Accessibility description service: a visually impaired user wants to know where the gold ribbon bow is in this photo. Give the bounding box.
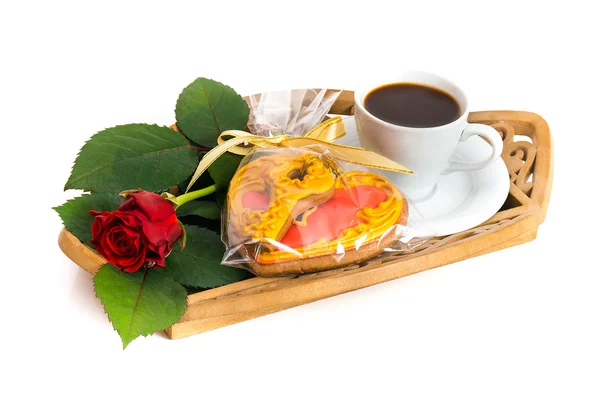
[185,116,412,192]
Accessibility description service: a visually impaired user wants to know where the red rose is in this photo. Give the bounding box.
[90,191,183,272]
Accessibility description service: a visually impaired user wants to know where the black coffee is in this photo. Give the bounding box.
[364,83,461,128]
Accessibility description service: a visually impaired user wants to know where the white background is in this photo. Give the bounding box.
[2,1,599,396]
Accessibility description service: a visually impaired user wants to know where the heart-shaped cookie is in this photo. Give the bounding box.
[226,152,408,276]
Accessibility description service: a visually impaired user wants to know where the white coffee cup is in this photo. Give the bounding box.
[354,71,503,201]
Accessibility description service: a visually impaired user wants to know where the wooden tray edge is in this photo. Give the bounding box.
[469,110,553,223]
[58,227,104,274]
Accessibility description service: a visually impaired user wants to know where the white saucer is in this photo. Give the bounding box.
[336,117,510,237]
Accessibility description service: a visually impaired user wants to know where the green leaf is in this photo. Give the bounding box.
[179,164,215,193]
[165,226,249,288]
[65,124,199,193]
[94,264,187,349]
[214,189,228,210]
[208,152,242,191]
[185,286,208,295]
[54,193,122,246]
[175,78,249,147]
[176,200,220,219]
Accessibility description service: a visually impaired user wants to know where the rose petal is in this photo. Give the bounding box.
[122,246,147,273]
[113,210,143,227]
[146,248,166,268]
[140,219,170,247]
[120,191,176,222]
[120,223,143,238]
[165,215,183,244]
[104,225,123,254]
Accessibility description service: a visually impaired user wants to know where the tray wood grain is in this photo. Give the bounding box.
[58,90,553,340]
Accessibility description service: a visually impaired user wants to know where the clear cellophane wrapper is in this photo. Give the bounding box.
[221,89,434,277]
[247,89,341,137]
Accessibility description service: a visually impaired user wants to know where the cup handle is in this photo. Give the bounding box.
[443,123,503,174]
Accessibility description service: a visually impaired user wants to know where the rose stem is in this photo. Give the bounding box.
[176,184,217,207]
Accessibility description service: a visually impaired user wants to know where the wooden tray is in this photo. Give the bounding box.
[58,90,553,340]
